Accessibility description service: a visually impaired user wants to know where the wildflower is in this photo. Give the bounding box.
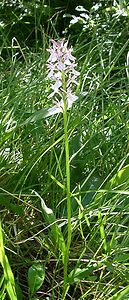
[47,39,80,112]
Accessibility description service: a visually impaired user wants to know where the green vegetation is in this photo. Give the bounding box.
[0,1,129,299]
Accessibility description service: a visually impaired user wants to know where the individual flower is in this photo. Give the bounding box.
[47,39,80,112]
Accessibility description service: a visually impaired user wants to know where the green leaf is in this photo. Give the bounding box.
[15,283,23,300]
[67,267,96,284]
[22,106,60,125]
[114,253,129,263]
[95,164,129,204]
[28,263,45,296]
[111,285,129,300]
[106,164,129,190]
[34,191,66,263]
[0,221,18,300]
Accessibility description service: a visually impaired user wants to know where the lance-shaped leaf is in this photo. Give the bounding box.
[34,191,66,263]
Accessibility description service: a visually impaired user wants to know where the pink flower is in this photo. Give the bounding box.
[47,39,80,112]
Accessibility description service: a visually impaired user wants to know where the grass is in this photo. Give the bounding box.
[0,1,129,299]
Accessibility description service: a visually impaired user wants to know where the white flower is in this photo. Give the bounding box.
[67,88,78,108]
[47,39,80,112]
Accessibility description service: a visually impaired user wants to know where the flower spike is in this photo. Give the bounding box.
[47,39,80,112]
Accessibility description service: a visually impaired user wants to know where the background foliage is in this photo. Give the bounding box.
[0,0,129,299]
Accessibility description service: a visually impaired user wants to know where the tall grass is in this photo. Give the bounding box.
[0,221,17,300]
[0,1,129,299]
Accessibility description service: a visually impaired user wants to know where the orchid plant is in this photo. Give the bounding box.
[47,39,80,295]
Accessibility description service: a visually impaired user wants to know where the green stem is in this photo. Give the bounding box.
[62,73,72,288]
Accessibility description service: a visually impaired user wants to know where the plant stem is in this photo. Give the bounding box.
[62,73,72,287]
